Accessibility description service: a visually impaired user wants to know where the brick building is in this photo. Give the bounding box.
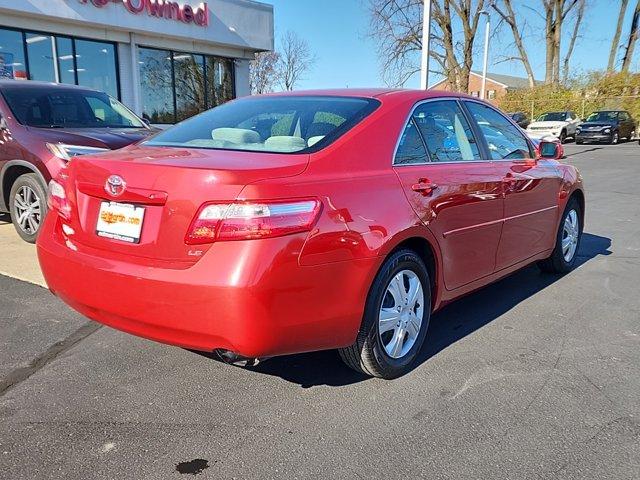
[429,70,539,100]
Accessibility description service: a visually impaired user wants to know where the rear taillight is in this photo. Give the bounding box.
[47,179,71,220]
[185,199,321,245]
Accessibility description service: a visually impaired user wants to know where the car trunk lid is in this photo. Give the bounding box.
[61,145,308,265]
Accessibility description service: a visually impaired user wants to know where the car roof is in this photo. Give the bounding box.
[0,79,101,94]
[255,88,478,101]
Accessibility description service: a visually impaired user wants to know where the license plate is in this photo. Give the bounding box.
[96,202,145,244]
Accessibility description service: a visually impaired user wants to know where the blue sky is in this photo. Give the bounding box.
[268,0,638,89]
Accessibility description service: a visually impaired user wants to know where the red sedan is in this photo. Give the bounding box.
[37,90,584,379]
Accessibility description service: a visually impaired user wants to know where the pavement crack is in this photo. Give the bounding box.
[0,321,102,397]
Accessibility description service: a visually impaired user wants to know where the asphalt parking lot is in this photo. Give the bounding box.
[1,142,639,479]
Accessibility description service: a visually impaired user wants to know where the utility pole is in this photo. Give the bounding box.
[420,0,432,89]
[480,10,490,99]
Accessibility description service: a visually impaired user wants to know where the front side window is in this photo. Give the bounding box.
[2,86,144,128]
[465,101,533,160]
[145,96,380,154]
[412,100,481,163]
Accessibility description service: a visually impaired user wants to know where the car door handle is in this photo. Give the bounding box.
[411,179,438,196]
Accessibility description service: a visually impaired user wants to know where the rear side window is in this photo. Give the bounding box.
[395,119,427,165]
[145,96,380,154]
[465,102,533,160]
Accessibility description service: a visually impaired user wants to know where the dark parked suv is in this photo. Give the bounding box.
[0,80,154,242]
[576,110,636,144]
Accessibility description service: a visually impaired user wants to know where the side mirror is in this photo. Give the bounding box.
[539,141,560,159]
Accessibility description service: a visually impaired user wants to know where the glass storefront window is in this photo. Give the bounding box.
[175,53,205,122]
[139,47,235,123]
[26,33,57,82]
[56,37,75,85]
[75,40,118,98]
[139,48,175,124]
[0,28,27,80]
[206,57,234,109]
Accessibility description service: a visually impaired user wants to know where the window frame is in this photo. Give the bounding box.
[392,97,496,166]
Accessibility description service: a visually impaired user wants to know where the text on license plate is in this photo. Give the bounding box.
[96,202,145,244]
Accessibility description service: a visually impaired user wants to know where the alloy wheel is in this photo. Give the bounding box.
[13,186,41,235]
[562,209,580,262]
[378,270,424,359]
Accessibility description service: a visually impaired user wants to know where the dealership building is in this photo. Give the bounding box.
[0,0,274,123]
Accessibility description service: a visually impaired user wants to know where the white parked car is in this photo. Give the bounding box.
[526,111,581,143]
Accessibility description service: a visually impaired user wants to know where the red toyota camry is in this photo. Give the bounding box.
[37,90,584,379]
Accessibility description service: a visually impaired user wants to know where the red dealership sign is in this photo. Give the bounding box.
[78,0,209,27]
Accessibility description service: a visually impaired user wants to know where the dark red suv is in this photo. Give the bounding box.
[0,80,154,242]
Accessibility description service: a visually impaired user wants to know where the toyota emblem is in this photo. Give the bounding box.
[105,175,126,197]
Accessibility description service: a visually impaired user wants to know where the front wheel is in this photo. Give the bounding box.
[339,249,431,379]
[609,131,619,144]
[538,198,582,274]
[559,130,567,144]
[9,173,48,244]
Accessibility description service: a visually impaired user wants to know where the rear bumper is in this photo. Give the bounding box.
[37,215,379,357]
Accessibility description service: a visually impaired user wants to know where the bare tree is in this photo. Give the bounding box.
[493,0,582,86]
[608,0,629,71]
[491,0,536,87]
[622,0,640,72]
[276,31,316,91]
[562,0,585,82]
[368,0,485,92]
[250,51,280,95]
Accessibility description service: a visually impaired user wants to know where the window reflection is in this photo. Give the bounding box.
[76,40,118,98]
[0,28,27,80]
[140,47,235,124]
[206,57,234,109]
[26,33,56,82]
[56,37,75,85]
[139,48,175,124]
[175,53,205,122]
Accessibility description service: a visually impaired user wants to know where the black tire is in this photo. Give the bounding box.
[538,198,582,274]
[8,173,48,244]
[609,131,619,145]
[576,138,583,145]
[559,130,567,144]
[339,249,431,379]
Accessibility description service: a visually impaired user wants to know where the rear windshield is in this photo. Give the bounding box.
[1,86,145,129]
[144,96,380,154]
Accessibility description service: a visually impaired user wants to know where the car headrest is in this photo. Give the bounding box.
[307,136,325,147]
[264,136,307,152]
[211,128,260,144]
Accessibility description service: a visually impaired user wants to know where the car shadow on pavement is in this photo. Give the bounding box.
[213,233,612,388]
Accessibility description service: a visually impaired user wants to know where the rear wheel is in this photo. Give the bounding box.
[339,249,431,379]
[9,173,48,244]
[576,138,583,145]
[538,198,582,274]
